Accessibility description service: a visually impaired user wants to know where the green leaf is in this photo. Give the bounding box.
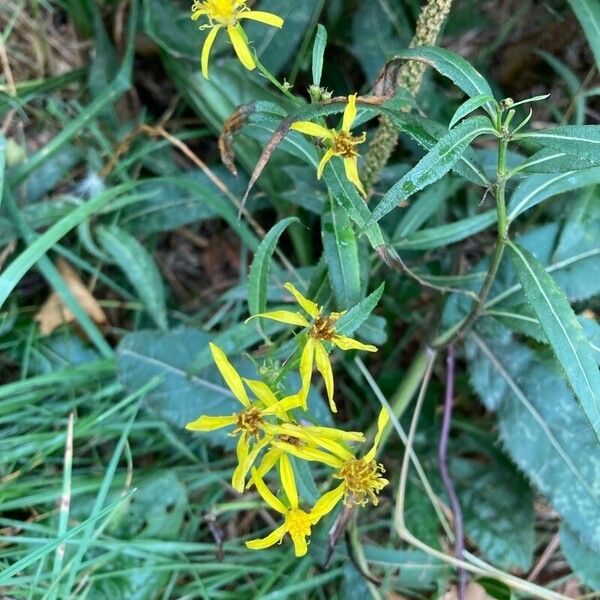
[516,147,600,174]
[247,217,299,316]
[0,135,5,208]
[449,94,496,129]
[507,241,600,441]
[321,197,361,309]
[390,46,497,116]
[560,524,600,589]
[387,111,490,187]
[311,24,327,87]
[0,183,138,309]
[97,225,168,330]
[467,333,600,551]
[452,433,534,571]
[369,117,497,225]
[336,283,384,337]
[394,210,496,250]
[566,0,600,69]
[350,1,411,82]
[362,546,449,589]
[117,328,238,441]
[393,177,461,239]
[321,159,386,249]
[507,168,600,220]
[519,125,600,163]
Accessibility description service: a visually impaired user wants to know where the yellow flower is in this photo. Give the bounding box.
[245,455,343,556]
[249,282,377,412]
[290,94,367,196]
[274,408,390,507]
[186,342,301,491]
[191,0,284,79]
[248,423,365,488]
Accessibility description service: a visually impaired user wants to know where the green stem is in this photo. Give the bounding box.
[371,347,432,454]
[254,57,302,106]
[432,123,510,348]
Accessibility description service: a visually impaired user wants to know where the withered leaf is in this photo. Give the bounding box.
[35,258,108,336]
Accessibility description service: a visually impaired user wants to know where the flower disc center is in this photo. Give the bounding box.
[337,458,388,506]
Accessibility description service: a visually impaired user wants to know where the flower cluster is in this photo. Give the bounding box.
[186,283,389,556]
[190,1,369,194]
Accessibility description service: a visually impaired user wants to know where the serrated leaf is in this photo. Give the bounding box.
[560,524,600,589]
[449,94,496,129]
[311,24,327,87]
[368,117,496,226]
[97,225,167,330]
[452,434,534,571]
[519,125,600,163]
[507,241,600,441]
[467,334,600,551]
[391,46,497,116]
[507,168,600,220]
[566,0,600,69]
[117,329,238,443]
[335,283,384,337]
[321,198,361,309]
[248,217,299,316]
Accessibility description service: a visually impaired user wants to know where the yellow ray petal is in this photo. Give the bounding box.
[342,93,357,132]
[290,532,308,557]
[310,483,345,523]
[343,156,366,197]
[317,148,335,179]
[233,436,271,491]
[290,121,335,139]
[331,335,377,352]
[227,25,255,70]
[365,407,390,461]
[247,310,311,328]
[243,378,278,407]
[272,441,342,469]
[191,9,207,20]
[309,425,365,443]
[283,282,320,319]
[251,468,287,514]
[209,342,251,407]
[248,447,282,488]
[314,342,335,412]
[260,393,303,417]
[185,414,236,431]
[299,337,316,407]
[246,523,287,550]
[201,25,221,79]
[231,436,250,492]
[279,454,298,509]
[239,10,284,28]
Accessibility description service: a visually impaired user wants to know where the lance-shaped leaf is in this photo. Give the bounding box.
[507,241,600,441]
[247,216,299,316]
[518,125,600,163]
[391,46,498,117]
[367,116,497,226]
[566,0,600,69]
[335,283,385,337]
[507,167,600,221]
[449,94,496,129]
[97,225,168,330]
[321,197,362,309]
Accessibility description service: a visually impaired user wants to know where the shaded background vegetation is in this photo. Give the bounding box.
[0,0,599,598]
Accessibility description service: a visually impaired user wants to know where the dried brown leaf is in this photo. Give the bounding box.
[218,102,256,176]
[35,259,107,335]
